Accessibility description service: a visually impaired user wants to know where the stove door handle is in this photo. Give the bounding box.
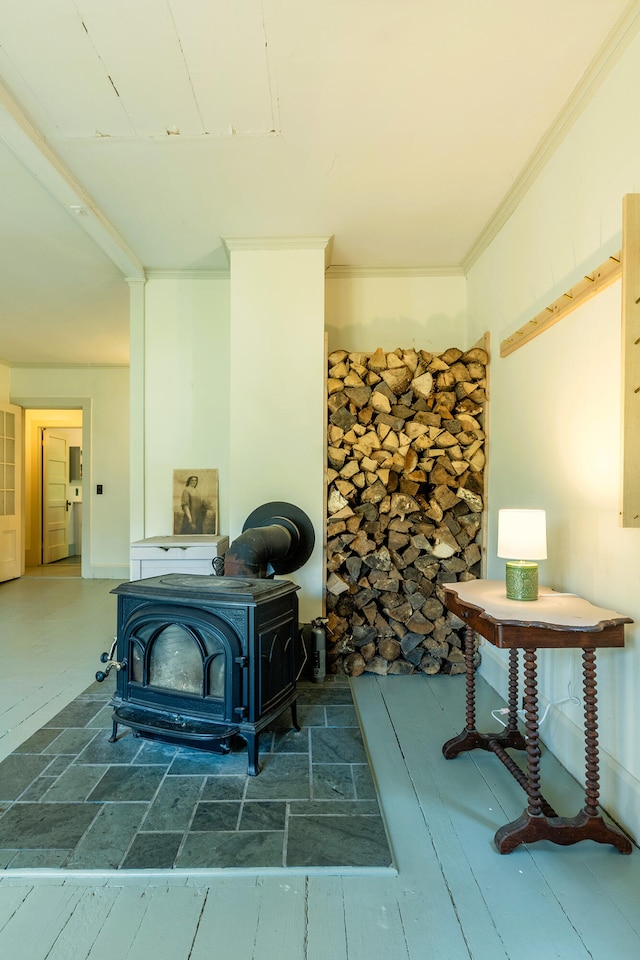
[95,655,127,682]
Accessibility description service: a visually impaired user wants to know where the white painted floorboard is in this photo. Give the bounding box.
[1,577,639,959]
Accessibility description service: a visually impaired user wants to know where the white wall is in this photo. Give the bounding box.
[467,31,640,841]
[326,274,467,354]
[10,365,130,578]
[142,276,230,537]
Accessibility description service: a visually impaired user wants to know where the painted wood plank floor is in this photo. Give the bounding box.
[1,577,639,959]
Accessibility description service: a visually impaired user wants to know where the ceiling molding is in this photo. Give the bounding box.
[326,264,465,280]
[145,268,230,280]
[0,80,145,280]
[462,0,640,274]
[145,262,465,281]
[8,361,129,370]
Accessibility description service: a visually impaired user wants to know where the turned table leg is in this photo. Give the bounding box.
[523,648,543,818]
[499,647,527,750]
[582,647,600,818]
[567,648,632,853]
[505,648,521,737]
[443,629,526,759]
[464,622,477,731]
[441,582,633,854]
[495,646,632,853]
[442,624,483,758]
[495,647,553,852]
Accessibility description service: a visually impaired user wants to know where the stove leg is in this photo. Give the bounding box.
[291,699,300,732]
[108,718,118,743]
[245,732,260,776]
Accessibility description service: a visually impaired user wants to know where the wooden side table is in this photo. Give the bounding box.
[442,579,633,854]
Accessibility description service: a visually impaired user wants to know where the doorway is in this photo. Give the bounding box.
[0,401,21,583]
[23,408,84,578]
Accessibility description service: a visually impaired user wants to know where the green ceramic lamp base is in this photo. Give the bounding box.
[505,561,539,601]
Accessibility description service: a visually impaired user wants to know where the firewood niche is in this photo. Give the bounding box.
[326,344,487,677]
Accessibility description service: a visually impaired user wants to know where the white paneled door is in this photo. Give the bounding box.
[42,429,69,563]
[0,402,22,582]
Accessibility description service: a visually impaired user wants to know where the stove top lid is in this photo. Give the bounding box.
[111,574,299,603]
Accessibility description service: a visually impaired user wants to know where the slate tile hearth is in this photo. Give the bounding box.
[0,677,393,872]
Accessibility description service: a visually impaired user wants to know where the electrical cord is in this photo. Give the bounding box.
[491,681,581,729]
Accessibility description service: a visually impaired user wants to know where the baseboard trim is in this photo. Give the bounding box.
[86,565,129,580]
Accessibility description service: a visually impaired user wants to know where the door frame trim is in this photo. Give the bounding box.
[11,397,91,577]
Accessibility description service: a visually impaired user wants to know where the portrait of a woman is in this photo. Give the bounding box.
[173,469,219,534]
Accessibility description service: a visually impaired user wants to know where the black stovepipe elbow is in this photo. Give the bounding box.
[223,522,298,578]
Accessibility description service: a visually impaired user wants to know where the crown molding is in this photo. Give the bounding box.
[144,261,465,281]
[462,0,640,274]
[145,260,464,280]
[7,361,129,370]
[145,268,230,280]
[326,264,464,279]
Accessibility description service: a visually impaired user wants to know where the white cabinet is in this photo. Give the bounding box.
[130,535,229,581]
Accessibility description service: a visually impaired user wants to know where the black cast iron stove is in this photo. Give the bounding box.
[105,573,300,775]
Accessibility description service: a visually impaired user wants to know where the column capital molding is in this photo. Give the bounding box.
[222,236,334,270]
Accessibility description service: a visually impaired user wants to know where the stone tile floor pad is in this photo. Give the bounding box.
[0,677,392,871]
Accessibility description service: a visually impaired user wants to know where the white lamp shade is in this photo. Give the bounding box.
[497,509,547,560]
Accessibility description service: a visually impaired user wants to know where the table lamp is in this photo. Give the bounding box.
[497,509,547,600]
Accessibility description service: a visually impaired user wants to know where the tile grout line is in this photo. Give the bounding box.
[0,680,392,872]
[119,737,177,869]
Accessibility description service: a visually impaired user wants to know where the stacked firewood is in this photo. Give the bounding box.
[326,345,487,676]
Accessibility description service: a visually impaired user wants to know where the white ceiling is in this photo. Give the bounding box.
[0,0,637,366]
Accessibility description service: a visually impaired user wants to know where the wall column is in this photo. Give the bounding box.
[128,277,146,545]
[224,237,331,621]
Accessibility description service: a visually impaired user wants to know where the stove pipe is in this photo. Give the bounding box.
[223,501,315,578]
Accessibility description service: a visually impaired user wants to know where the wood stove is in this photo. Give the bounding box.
[102,573,300,775]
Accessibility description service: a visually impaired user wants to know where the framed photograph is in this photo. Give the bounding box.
[173,469,219,535]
